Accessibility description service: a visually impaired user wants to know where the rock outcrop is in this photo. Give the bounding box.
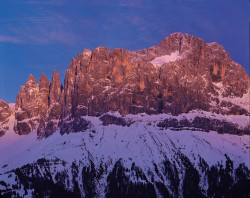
[100,114,130,127]
[158,116,250,135]
[38,73,50,117]
[15,74,41,135]
[37,71,62,139]
[15,71,62,136]
[49,70,62,105]
[0,100,12,137]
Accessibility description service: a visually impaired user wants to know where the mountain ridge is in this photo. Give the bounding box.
[0,32,250,197]
[7,32,249,138]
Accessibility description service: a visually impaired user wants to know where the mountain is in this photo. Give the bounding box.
[0,33,249,197]
[13,33,250,138]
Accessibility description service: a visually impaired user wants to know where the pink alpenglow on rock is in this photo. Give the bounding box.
[12,33,250,137]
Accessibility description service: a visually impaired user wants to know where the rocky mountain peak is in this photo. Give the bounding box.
[91,46,110,62]
[82,49,92,57]
[26,74,36,84]
[38,73,50,89]
[155,33,232,65]
[38,73,50,117]
[156,33,198,55]
[12,33,250,137]
[14,71,63,135]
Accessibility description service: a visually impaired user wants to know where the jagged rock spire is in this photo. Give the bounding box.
[38,73,50,116]
[49,70,62,105]
[14,71,62,135]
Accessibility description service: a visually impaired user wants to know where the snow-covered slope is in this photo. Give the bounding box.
[0,113,249,197]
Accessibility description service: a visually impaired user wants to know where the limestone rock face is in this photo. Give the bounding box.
[14,33,250,137]
[0,100,12,137]
[50,70,62,105]
[38,73,50,117]
[56,33,249,135]
[37,71,62,139]
[14,73,60,135]
[14,75,40,135]
[61,33,249,118]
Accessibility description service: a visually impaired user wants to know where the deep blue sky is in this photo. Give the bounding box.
[0,0,249,103]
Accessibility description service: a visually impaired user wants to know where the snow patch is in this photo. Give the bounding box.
[151,51,182,67]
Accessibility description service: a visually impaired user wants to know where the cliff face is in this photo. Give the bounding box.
[62,33,249,116]
[14,74,41,135]
[13,33,250,136]
[0,100,12,137]
[58,33,249,134]
[14,71,62,136]
[37,71,63,138]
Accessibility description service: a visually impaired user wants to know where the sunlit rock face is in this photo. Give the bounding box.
[37,70,63,139]
[0,100,12,137]
[49,70,62,105]
[14,74,42,135]
[14,71,63,136]
[60,33,249,119]
[38,73,50,117]
[13,33,250,137]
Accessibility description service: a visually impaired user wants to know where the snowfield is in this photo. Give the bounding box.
[0,112,249,174]
[0,112,249,197]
